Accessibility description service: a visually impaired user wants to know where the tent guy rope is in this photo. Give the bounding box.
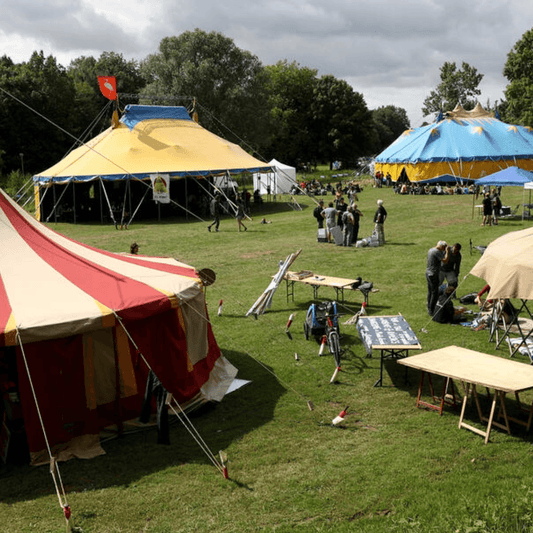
[15,332,72,532]
[112,312,227,478]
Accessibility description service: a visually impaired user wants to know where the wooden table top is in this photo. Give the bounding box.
[398,345,533,393]
[284,271,357,288]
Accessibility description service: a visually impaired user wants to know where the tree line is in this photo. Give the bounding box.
[0,29,408,178]
[1,26,533,179]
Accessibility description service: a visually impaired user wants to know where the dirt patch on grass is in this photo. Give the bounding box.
[240,250,275,258]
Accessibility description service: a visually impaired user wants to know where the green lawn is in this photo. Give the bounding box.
[2,182,533,533]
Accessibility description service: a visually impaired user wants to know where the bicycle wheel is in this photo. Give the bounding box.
[304,322,309,340]
[328,331,342,368]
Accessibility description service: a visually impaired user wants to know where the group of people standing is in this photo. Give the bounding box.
[481,188,502,226]
[313,197,387,247]
[207,194,248,233]
[314,197,363,247]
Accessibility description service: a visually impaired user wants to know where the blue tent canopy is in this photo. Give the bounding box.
[416,174,476,185]
[475,166,533,187]
[374,104,533,182]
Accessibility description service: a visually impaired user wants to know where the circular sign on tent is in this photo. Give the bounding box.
[198,268,216,287]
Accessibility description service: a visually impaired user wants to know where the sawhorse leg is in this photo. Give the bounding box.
[311,285,319,300]
[459,384,510,443]
[285,279,295,303]
[334,287,345,302]
[415,373,457,415]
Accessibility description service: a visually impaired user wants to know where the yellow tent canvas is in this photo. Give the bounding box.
[34,105,272,184]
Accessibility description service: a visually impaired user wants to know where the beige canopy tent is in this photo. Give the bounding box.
[470,227,533,300]
[470,227,533,355]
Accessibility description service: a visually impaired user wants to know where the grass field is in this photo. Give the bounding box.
[2,179,533,533]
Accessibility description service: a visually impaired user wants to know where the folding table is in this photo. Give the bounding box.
[356,314,421,387]
[281,271,373,304]
[398,346,533,443]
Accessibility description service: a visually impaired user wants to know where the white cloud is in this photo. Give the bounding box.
[0,0,531,125]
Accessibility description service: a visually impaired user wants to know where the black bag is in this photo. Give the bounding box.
[459,292,477,305]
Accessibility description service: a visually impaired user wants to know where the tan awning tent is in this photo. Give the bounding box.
[470,227,533,300]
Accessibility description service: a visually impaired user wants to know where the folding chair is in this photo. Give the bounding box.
[490,299,533,359]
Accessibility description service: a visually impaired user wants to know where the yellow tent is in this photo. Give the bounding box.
[34,105,271,183]
[33,105,272,223]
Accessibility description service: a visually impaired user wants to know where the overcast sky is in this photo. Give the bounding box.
[1,0,532,127]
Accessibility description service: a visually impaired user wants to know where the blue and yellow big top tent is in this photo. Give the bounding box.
[374,103,533,183]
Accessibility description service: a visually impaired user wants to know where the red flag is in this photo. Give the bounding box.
[98,76,117,100]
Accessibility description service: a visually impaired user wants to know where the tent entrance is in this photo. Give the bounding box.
[37,177,211,225]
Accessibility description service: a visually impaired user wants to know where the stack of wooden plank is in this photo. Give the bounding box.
[246,249,302,316]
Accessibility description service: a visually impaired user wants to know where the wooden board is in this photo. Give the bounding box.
[284,271,357,288]
[356,315,421,356]
[398,345,533,393]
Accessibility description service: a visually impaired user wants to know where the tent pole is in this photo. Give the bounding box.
[120,180,128,229]
[98,178,117,227]
[126,183,150,227]
[52,184,57,223]
[44,182,70,223]
[185,178,189,221]
[72,181,77,224]
[99,179,103,224]
[128,180,132,227]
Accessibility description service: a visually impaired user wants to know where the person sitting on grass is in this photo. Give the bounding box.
[433,285,467,324]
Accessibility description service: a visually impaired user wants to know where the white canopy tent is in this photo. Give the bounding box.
[253,159,297,195]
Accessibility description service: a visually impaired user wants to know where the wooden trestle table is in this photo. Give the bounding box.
[281,271,371,304]
[398,345,533,443]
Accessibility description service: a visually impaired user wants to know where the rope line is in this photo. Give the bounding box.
[112,312,224,473]
[179,289,362,421]
[166,399,224,475]
[420,273,471,332]
[16,332,69,514]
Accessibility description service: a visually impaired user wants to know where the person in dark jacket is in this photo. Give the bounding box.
[481,193,492,226]
[439,243,462,288]
[426,240,449,316]
[433,285,466,324]
[313,200,325,228]
[207,195,222,232]
[351,204,364,245]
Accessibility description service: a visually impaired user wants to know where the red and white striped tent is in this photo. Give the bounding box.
[0,188,236,464]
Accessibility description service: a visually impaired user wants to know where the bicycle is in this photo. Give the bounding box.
[303,301,344,382]
[325,311,343,383]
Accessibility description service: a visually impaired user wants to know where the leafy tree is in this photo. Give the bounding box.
[312,75,376,168]
[422,61,484,117]
[0,51,76,174]
[372,105,410,153]
[264,60,318,167]
[68,52,146,140]
[503,28,533,126]
[141,29,271,154]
